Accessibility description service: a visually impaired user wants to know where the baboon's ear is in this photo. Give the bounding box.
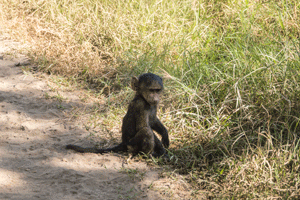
[131,76,139,91]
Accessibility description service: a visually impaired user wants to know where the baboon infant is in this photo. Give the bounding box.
[66,73,169,157]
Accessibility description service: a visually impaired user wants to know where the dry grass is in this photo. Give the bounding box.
[1,0,300,198]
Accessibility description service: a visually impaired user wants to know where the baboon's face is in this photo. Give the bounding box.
[131,73,164,105]
[140,80,163,105]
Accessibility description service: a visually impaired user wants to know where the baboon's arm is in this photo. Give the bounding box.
[134,101,150,131]
[152,133,166,157]
[151,118,169,148]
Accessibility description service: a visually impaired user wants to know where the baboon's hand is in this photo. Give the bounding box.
[162,137,170,148]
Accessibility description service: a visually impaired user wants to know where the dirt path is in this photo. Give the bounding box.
[0,37,180,199]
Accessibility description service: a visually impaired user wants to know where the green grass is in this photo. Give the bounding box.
[1,0,300,198]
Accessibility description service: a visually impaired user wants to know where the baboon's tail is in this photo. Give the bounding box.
[66,143,127,154]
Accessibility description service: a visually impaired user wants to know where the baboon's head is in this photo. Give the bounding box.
[131,73,163,105]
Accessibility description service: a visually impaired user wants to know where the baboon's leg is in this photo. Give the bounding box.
[127,127,155,155]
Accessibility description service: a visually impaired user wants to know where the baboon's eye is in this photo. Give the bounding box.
[149,89,161,93]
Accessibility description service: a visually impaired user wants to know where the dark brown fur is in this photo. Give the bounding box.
[66,73,169,157]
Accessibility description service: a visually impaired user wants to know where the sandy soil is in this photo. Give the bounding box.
[0,36,192,200]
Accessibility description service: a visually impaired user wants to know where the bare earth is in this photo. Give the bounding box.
[0,37,190,199]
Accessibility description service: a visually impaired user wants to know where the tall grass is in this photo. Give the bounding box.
[1,0,300,198]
